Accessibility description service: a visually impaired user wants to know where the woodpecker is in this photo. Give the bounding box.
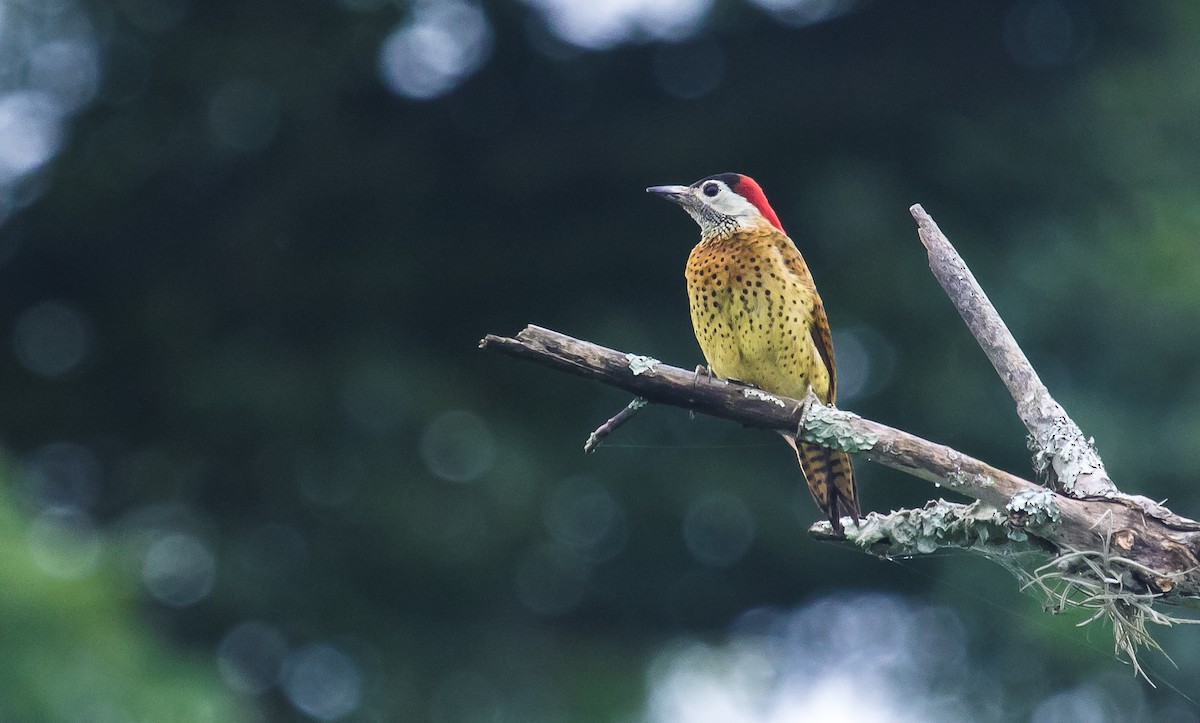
[647,173,861,534]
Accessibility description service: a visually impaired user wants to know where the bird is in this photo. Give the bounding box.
[647,173,861,534]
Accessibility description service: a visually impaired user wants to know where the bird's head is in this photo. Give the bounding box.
[647,173,784,239]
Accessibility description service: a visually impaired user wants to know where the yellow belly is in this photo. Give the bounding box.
[685,232,830,402]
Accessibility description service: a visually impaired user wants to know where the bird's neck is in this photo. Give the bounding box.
[698,222,782,247]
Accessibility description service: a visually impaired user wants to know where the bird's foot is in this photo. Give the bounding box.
[796,388,822,437]
[689,365,715,420]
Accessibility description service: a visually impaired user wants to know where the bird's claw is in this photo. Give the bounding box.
[691,364,718,392]
[796,387,821,437]
[689,365,713,419]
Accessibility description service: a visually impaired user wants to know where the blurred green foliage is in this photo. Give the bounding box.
[0,460,247,721]
[0,0,1199,719]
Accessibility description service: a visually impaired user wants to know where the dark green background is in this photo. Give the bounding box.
[2,0,1199,719]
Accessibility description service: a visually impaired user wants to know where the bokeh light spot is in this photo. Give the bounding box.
[832,324,895,403]
[142,532,217,607]
[378,2,493,100]
[217,621,289,695]
[0,91,63,182]
[20,441,100,512]
[27,508,103,579]
[0,0,98,221]
[13,300,91,378]
[281,644,364,721]
[645,594,978,722]
[420,410,495,483]
[526,0,712,49]
[681,491,754,568]
[543,476,627,563]
[29,40,100,112]
[747,0,857,27]
[1030,674,1149,723]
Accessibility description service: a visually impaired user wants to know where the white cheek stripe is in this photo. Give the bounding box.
[707,192,760,219]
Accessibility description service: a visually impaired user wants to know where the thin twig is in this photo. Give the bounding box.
[584,397,647,453]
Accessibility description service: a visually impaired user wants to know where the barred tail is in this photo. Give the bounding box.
[791,436,859,535]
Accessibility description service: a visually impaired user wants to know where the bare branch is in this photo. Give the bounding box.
[480,325,1200,607]
[911,204,1115,497]
[911,205,1196,529]
[483,326,1027,506]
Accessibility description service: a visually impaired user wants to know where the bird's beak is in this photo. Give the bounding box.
[646,184,695,206]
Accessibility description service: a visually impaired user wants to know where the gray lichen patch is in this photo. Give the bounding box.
[742,388,785,407]
[1032,418,1115,496]
[624,353,660,376]
[945,471,996,489]
[1006,488,1061,529]
[842,499,1025,556]
[800,403,878,453]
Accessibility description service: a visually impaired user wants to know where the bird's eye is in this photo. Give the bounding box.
[703,183,719,197]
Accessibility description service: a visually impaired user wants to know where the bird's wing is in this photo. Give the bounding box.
[809,299,836,403]
[771,232,838,404]
[763,229,840,403]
